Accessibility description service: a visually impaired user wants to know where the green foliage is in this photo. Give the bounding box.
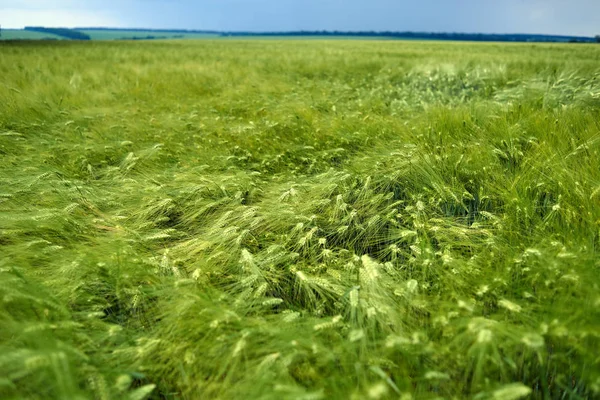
[1,39,599,399]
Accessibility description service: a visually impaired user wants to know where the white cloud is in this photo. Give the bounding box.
[0,8,122,28]
[2,0,108,10]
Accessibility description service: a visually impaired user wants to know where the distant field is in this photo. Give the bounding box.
[79,29,220,40]
[0,29,64,40]
[219,35,402,41]
[77,30,395,41]
[1,39,599,400]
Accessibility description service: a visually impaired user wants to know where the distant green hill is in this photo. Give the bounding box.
[24,27,90,40]
[2,27,597,43]
[0,29,63,41]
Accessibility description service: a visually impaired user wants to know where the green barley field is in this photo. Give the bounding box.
[1,39,599,399]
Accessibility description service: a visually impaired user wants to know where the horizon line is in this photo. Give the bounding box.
[3,26,595,39]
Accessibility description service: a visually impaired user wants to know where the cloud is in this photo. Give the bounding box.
[2,0,108,10]
[1,8,122,28]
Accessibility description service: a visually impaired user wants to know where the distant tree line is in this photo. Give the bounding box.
[220,30,598,43]
[24,27,90,40]
[77,28,599,43]
[17,27,600,43]
[118,35,170,41]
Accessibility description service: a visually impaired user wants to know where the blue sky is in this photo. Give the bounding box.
[2,0,599,36]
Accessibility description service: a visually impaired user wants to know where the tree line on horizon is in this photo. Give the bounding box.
[221,30,599,42]
[2,26,597,43]
[80,27,600,42]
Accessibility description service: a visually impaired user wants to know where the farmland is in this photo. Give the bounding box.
[1,39,599,399]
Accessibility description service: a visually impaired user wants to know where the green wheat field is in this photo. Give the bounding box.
[1,39,599,399]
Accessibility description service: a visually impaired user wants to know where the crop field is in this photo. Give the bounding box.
[0,39,599,399]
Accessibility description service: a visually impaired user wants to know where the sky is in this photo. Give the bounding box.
[1,0,599,37]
